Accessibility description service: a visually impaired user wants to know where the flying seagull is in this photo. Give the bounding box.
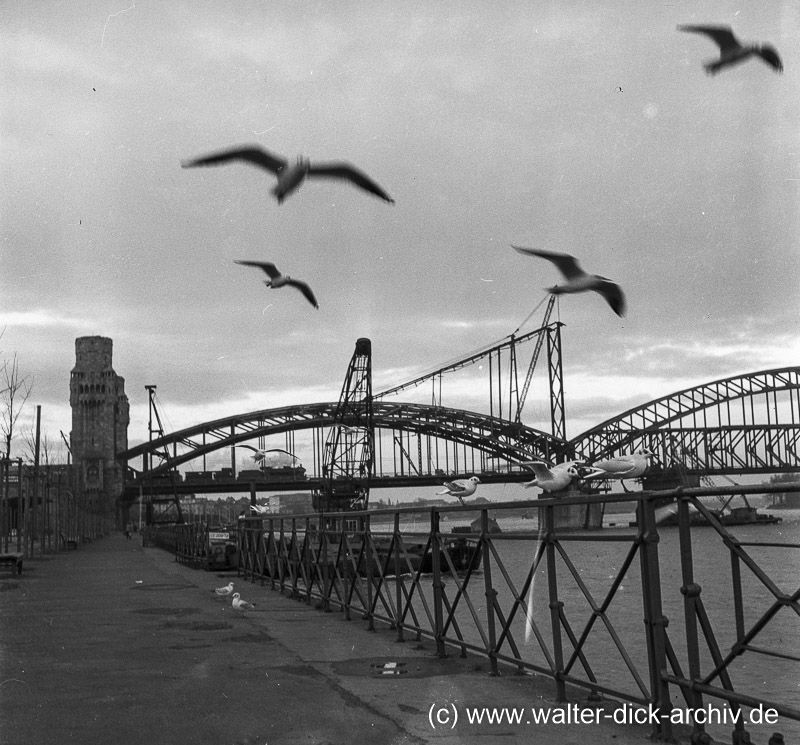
[678,25,783,75]
[436,476,480,505]
[511,245,626,317]
[232,592,256,612]
[235,260,318,309]
[238,445,298,464]
[213,581,234,599]
[521,461,581,493]
[582,452,654,492]
[181,145,394,204]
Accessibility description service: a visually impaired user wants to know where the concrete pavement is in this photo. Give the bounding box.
[0,533,686,744]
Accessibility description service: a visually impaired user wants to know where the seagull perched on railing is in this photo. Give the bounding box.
[181,145,395,204]
[232,592,256,612]
[235,260,318,309]
[521,461,581,493]
[511,245,626,317]
[213,581,234,599]
[436,476,480,505]
[582,452,654,492]
[678,25,783,75]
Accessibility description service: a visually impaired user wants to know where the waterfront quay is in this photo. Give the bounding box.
[1,533,687,745]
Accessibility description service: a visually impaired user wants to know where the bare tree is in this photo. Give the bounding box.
[23,421,53,466]
[1,352,33,459]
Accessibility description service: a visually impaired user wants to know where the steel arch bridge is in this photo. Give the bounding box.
[120,366,800,490]
[569,366,800,476]
[122,400,563,481]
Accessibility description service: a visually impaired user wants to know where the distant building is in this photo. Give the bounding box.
[268,492,314,514]
[69,337,130,526]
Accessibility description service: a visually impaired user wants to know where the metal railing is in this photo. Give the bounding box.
[236,485,799,744]
[146,521,239,571]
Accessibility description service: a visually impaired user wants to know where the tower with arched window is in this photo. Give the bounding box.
[69,336,130,527]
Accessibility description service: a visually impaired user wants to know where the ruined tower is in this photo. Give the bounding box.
[69,337,130,524]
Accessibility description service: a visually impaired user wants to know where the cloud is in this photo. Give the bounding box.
[0,310,98,331]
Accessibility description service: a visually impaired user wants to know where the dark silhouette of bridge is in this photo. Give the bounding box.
[119,309,800,505]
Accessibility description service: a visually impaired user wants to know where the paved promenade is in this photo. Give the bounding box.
[0,534,683,744]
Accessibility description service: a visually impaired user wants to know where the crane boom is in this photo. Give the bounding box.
[515,295,556,423]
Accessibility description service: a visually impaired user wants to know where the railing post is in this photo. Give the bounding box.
[365,513,374,630]
[481,508,499,675]
[394,511,404,642]
[321,515,331,612]
[638,493,673,742]
[677,495,708,743]
[302,517,311,600]
[544,501,566,702]
[430,508,447,658]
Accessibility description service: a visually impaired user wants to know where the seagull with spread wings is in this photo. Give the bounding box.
[521,461,581,493]
[238,445,298,464]
[235,260,318,309]
[181,145,395,204]
[512,245,626,317]
[678,25,783,75]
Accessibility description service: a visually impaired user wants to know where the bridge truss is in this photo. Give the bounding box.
[122,401,562,484]
[569,367,800,475]
[120,348,800,493]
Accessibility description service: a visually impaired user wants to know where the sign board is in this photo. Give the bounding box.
[208,532,230,541]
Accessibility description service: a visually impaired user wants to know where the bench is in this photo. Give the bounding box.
[0,553,23,575]
[60,532,78,550]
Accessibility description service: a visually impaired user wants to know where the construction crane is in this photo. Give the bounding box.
[143,385,184,524]
[514,295,556,424]
[314,339,375,517]
[374,296,564,438]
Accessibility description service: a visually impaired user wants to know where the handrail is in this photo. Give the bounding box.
[149,482,800,743]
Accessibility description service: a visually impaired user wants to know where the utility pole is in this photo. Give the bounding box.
[33,405,41,556]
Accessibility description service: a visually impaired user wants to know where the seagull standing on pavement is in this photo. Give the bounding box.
[436,476,481,506]
[181,145,395,204]
[678,25,783,75]
[521,461,581,493]
[582,452,654,492]
[235,260,319,309]
[232,592,256,612]
[214,581,234,599]
[511,246,626,317]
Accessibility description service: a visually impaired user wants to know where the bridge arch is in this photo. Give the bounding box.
[569,366,800,475]
[120,400,566,479]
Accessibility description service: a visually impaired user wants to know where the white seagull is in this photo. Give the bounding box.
[335,424,362,435]
[436,476,481,505]
[235,260,318,309]
[181,145,394,204]
[582,451,654,492]
[521,461,581,493]
[232,592,256,612]
[678,25,783,75]
[214,581,234,599]
[511,246,626,317]
[238,445,297,464]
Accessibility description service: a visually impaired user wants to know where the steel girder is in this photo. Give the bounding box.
[119,401,564,477]
[569,367,800,473]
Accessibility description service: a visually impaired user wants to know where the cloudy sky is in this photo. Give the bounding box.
[2,2,799,465]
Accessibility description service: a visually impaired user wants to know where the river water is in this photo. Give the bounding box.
[378,506,800,743]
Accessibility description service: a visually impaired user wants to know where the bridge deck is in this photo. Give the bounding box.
[0,534,677,744]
